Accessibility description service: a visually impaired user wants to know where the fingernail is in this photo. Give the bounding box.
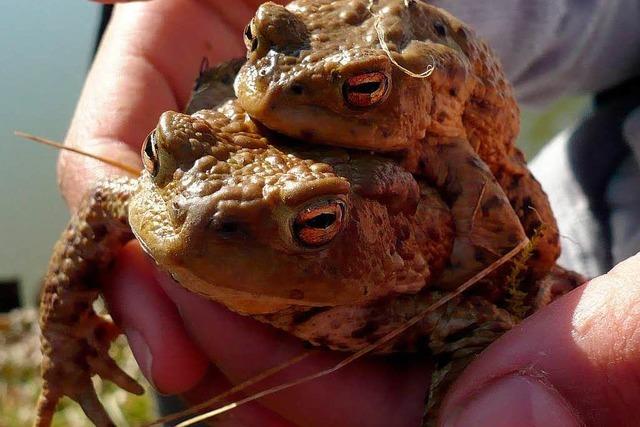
[124,327,158,390]
[443,374,582,427]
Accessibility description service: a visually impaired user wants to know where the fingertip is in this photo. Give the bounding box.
[440,258,640,426]
[180,367,298,427]
[103,241,208,394]
[441,374,581,427]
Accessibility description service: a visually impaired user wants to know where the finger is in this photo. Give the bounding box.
[179,367,298,427]
[156,272,431,427]
[103,240,209,394]
[61,0,252,209]
[440,253,640,427]
[103,241,294,427]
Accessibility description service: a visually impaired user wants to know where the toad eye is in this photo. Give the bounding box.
[434,21,447,37]
[244,21,258,53]
[293,200,346,248]
[342,72,390,108]
[141,131,159,177]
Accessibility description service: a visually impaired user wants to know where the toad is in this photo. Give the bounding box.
[235,0,560,287]
[35,107,455,426]
[36,80,581,427]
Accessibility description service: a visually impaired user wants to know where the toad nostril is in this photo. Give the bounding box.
[291,83,304,95]
[208,218,242,237]
[218,222,239,234]
[433,21,447,37]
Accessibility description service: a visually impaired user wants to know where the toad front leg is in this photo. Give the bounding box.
[36,177,143,427]
[410,138,528,289]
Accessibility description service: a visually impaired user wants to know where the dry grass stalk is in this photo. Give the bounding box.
[144,351,313,426]
[368,0,436,79]
[13,131,140,175]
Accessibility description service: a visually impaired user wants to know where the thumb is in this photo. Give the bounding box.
[439,253,640,427]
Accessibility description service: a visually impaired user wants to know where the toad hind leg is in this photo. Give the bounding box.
[422,298,517,427]
[497,159,561,280]
[421,267,584,426]
[35,177,142,427]
[413,139,527,289]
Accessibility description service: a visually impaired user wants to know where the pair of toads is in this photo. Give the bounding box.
[36,1,584,426]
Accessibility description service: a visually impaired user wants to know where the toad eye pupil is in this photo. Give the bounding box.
[434,21,447,37]
[343,72,389,108]
[293,200,346,248]
[351,81,381,94]
[304,213,336,229]
[144,135,155,158]
[244,23,260,53]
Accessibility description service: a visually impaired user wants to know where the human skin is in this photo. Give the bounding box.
[60,1,640,425]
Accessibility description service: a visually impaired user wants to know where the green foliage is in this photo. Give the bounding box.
[503,224,546,319]
[518,96,590,159]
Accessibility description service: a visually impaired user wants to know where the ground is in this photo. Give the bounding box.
[0,308,155,427]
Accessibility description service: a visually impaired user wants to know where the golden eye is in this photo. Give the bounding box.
[141,131,159,177]
[293,200,346,248]
[342,72,390,108]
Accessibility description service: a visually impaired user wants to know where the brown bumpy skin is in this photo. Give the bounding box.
[36,177,143,427]
[236,0,560,283]
[129,109,456,311]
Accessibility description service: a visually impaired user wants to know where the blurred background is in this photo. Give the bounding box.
[0,1,588,425]
[1,1,97,306]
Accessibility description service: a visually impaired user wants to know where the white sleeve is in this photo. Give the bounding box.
[431,0,640,105]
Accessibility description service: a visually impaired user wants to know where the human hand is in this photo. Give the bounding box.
[61,1,640,426]
[104,246,640,427]
[104,242,431,426]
